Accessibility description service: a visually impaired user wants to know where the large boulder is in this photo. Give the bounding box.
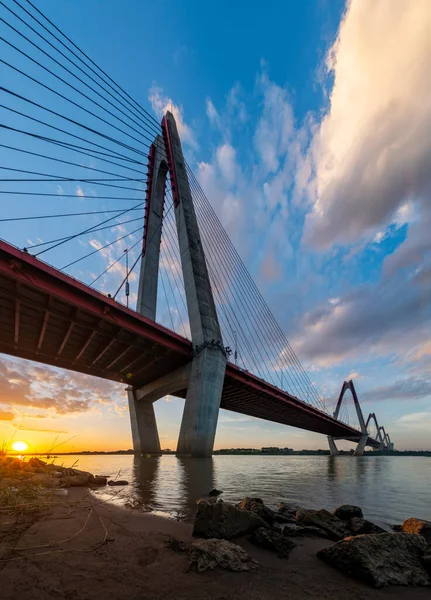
[61,474,92,487]
[188,538,259,572]
[348,517,386,535]
[249,527,295,558]
[274,503,303,524]
[238,497,275,524]
[423,550,431,576]
[296,509,348,541]
[193,499,268,539]
[92,476,108,486]
[318,533,430,588]
[26,473,59,487]
[283,524,328,538]
[333,505,363,521]
[402,518,431,545]
[107,480,129,486]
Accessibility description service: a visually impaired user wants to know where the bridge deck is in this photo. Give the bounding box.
[0,240,379,446]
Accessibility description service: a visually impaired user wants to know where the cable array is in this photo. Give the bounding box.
[0,0,334,416]
[0,0,164,305]
[185,163,329,413]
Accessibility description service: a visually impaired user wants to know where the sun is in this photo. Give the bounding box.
[12,441,28,452]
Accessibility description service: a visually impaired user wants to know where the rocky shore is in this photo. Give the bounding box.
[1,457,430,599]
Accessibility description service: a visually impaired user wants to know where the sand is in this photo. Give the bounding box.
[0,489,429,600]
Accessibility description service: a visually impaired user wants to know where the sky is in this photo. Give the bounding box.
[0,0,430,453]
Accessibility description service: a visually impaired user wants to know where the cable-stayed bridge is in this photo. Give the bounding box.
[0,0,392,456]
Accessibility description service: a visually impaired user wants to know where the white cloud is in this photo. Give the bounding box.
[398,412,430,423]
[347,371,360,380]
[254,70,294,174]
[302,0,431,248]
[76,186,84,198]
[206,98,220,128]
[216,143,236,185]
[148,84,198,150]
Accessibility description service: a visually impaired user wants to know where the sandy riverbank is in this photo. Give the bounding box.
[0,487,429,600]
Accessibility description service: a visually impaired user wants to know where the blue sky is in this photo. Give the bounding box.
[0,0,430,452]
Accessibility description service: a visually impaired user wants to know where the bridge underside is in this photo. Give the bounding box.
[0,240,380,447]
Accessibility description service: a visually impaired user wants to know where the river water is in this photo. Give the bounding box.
[56,454,430,527]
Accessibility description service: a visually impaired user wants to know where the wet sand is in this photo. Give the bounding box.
[0,489,429,600]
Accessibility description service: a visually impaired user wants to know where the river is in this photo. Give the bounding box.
[55,454,430,527]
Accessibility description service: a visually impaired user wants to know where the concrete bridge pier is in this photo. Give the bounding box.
[327,436,340,456]
[127,365,191,455]
[353,433,368,456]
[127,387,161,455]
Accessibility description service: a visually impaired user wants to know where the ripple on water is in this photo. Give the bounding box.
[55,454,431,526]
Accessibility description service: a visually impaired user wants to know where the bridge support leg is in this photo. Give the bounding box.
[163,111,227,458]
[327,436,339,456]
[127,387,161,455]
[353,433,368,456]
[177,346,226,457]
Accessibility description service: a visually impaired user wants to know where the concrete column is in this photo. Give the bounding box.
[163,111,227,457]
[128,136,167,455]
[127,387,161,455]
[327,436,339,456]
[353,433,368,456]
[136,135,167,319]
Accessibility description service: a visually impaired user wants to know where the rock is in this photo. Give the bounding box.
[238,497,275,524]
[283,524,327,538]
[107,480,129,486]
[26,473,58,487]
[296,509,348,541]
[61,474,92,487]
[208,488,223,497]
[392,524,403,532]
[334,505,363,521]
[249,527,295,558]
[165,537,188,552]
[197,496,217,505]
[188,538,258,572]
[318,533,430,588]
[193,499,268,540]
[402,518,431,545]
[348,517,386,535]
[279,502,304,518]
[92,476,108,486]
[273,511,297,524]
[27,458,48,472]
[422,551,431,576]
[71,468,92,478]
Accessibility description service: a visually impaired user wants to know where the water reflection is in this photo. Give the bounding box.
[130,455,215,520]
[82,454,430,526]
[178,457,215,518]
[131,455,160,508]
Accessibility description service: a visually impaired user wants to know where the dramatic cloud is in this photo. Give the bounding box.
[293,269,430,365]
[0,358,125,417]
[303,0,431,248]
[362,376,431,403]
